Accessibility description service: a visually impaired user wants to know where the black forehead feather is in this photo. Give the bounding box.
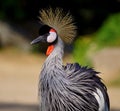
[39,25,51,35]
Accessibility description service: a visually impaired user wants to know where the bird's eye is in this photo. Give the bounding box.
[47,32,57,43]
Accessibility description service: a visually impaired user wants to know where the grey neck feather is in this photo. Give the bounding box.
[44,37,64,69]
[39,37,66,111]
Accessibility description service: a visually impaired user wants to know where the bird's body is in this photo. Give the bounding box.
[31,7,110,111]
[39,37,109,111]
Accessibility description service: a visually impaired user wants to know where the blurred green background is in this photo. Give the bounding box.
[0,0,120,111]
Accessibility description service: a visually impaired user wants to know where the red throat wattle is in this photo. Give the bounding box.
[46,45,54,56]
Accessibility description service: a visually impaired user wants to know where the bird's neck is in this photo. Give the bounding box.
[39,38,67,111]
[42,37,64,75]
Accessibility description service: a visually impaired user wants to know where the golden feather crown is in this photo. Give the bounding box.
[39,7,77,44]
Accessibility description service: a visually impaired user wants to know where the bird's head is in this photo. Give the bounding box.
[31,25,58,56]
[31,7,77,56]
[31,25,58,45]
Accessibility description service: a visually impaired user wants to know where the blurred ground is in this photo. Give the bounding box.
[0,48,120,111]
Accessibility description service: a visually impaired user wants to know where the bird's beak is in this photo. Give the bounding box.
[31,35,46,45]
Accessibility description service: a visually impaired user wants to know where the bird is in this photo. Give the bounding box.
[31,7,110,111]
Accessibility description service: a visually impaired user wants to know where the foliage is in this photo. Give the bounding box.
[73,36,94,66]
[73,13,120,66]
[94,13,120,49]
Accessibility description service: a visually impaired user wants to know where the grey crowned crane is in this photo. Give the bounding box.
[31,7,110,111]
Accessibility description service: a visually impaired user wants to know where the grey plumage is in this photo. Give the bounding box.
[31,7,110,111]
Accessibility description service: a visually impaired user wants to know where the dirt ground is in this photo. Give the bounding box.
[0,48,120,111]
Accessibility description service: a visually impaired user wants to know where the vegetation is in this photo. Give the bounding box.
[94,13,120,49]
[73,13,120,66]
[73,35,94,66]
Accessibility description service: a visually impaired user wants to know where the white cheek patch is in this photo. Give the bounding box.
[47,32,57,43]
